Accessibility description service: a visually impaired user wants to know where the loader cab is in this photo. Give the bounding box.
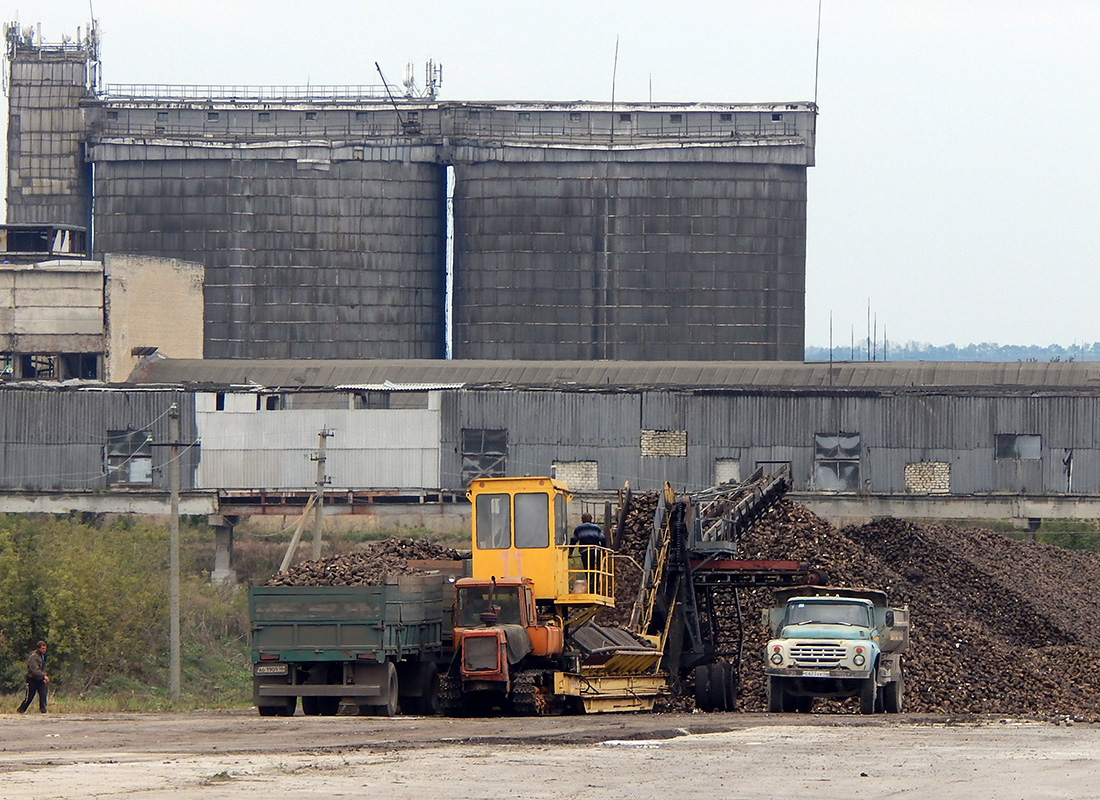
[467,476,613,608]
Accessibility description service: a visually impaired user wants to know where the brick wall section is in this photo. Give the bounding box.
[553,460,599,492]
[904,461,951,494]
[640,429,687,458]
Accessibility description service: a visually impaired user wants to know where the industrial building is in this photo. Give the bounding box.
[2,359,1099,524]
[5,22,814,362]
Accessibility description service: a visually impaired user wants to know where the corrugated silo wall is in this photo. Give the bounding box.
[441,389,1100,495]
[88,143,446,359]
[450,153,806,360]
[5,52,92,228]
[0,389,197,491]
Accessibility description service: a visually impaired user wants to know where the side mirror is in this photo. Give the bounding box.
[761,609,770,627]
[885,609,895,627]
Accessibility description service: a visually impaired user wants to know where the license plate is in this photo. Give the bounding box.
[802,670,829,678]
[254,664,288,676]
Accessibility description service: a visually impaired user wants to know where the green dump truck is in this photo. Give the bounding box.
[763,586,909,714]
[249,573,451,716]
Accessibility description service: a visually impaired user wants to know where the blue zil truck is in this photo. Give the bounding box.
[763,585,909,714]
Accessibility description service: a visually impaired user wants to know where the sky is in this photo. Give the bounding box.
[5,1,1099,348]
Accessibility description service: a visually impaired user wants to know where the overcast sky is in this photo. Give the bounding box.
[7,1,1099,348]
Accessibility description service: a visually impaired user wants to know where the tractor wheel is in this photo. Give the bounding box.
[694,665,713,711]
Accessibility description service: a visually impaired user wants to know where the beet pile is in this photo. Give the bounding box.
[265,537,463,586]
[728,500,1100,719]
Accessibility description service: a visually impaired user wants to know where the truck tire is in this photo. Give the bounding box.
[795,695,814,713]
[708,663,737,712]
[694,665,713,711]
[301,696,320,716]
[403,666,440,715]
[884,670,904,713]
[859,677,877,714]
[362,661,400,717]
[258,696,297,717]
[767,676,786,713]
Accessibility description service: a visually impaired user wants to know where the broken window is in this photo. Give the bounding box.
[106,430,153,486]
[461,428,508,485]
[995,434,1041,460]
[814,432,861,491]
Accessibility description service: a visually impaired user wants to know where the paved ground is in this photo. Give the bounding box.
[1,710,1098,798]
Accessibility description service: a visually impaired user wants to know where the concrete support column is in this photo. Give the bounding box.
[208,514,239,586]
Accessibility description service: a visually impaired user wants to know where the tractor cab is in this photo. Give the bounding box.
[466,476,614,610]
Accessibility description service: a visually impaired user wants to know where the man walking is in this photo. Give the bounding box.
[17,641,49,713]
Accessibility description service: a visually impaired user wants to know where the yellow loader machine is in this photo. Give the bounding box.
[440,476,666,714]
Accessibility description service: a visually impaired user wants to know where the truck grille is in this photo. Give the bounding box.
[790,644,846,668]
[463,635,500,672]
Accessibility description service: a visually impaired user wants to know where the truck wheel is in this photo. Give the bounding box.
[403,667,441,715]
[301,696,320,716]
[884,671,904,713]
[708,663,737,712]
[767,676,786,713]
[318,696,341,716]
[694,665,713,711]
[258,696,297,717]
[795,695,814,713]
[377,661,399,716]
[859,677,877,714]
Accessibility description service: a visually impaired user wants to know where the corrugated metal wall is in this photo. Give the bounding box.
[0,386,1098,497]
[0,389,196,490]
[443,389,1100,495]
[193,392,441,489]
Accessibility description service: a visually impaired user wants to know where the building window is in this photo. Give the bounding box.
[462,428,508,484]
[640,429,687,458]
[720,113,732,122]
[207,111,220,122]
[814,432,861,491]
[355,111,369,120]
[106,430,153,486]
[772,113,783,121]
[257,111,271,122]
[669,114,683,123]
[305,111,317,121]
[156,111,168,121]
[553,460,599,492]
[215,392,225,411]
[569,112,582,122]
[517,111,531,121]
[995,434,1041,460]
[619,113,632,123]
[256,394,284,411]
[106,110,119,121]
[468,109,481,119]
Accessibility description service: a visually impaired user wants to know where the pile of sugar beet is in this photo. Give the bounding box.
[267,500,1100,720]
[646,498,1100,719]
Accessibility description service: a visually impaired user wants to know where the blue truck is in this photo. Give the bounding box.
[763,585,909,714]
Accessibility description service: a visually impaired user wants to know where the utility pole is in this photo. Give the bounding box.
[311,429,333,560]
[168,403,181,703]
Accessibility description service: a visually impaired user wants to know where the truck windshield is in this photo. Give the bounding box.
[456,586,523,627]
[785,601,871,627]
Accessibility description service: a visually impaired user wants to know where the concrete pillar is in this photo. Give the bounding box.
[208,514,239,586]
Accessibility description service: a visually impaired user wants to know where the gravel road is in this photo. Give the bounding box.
[2,711,1098,799]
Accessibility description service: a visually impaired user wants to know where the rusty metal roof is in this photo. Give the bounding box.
[123,358,1100,393]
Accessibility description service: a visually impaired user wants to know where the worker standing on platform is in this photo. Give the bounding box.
[570,513,607,572]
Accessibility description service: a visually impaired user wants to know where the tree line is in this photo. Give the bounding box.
[805,342,1100,362]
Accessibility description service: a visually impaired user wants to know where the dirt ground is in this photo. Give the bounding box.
[2,710,1099,799]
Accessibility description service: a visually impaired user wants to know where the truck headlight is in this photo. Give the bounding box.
[853,653,866,666]
[770,651,784,665]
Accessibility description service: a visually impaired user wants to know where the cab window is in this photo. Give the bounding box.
[514,492,549,548]
[456,586,523,626]
[554,492,569,545]
[475,493,511,549]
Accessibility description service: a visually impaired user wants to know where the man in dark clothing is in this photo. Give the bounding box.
[17,641,49,713]
[570,513,607,571]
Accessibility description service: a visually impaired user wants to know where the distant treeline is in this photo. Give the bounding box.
[805,342,1100,363]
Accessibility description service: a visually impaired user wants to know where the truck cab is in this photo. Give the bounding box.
[764,586,908,714]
